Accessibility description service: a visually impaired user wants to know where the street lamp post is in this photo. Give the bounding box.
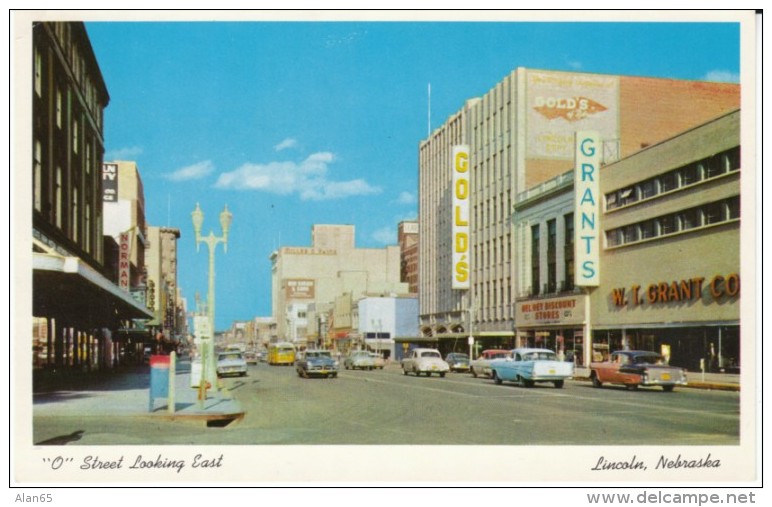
[191,202,232,393]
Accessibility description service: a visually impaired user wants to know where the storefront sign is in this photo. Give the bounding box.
[102,163,118,202]
[285,278,315,300]
[516,296,586,326]
[574,131,600,286]
[452,145,470,289]
[611,273,740,307]
[119,232,131,291]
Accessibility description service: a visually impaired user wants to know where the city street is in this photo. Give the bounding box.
[33,360,740,446]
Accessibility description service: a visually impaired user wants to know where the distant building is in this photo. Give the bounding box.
[145,226,183,341]
[32,22,152,371]
[270,224,409,347]
[398,221,419,294]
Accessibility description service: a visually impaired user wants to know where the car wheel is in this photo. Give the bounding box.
[626,384,639,391]
[591,372,602,388]
[523,379,535,388]
[439,372,446,378]
[493,371,503,385]
[332,372,338,378]
[403,367,408,375]
[553,380,564,388]
[662,385,675,392]
[471,368,478,378]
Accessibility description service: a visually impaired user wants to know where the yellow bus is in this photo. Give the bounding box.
[268,342,296,366]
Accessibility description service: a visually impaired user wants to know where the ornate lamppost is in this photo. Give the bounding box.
[191,202,232,393]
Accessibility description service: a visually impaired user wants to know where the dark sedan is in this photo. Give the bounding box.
[295,350,339,379]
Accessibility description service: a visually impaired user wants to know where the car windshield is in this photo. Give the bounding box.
[420,351,441,358]
[633,354,664,365]
[307,351,331,358]
[489,352,507,359]
[449,354,469,360]
[522,351,557,361]
[218,353,242,361]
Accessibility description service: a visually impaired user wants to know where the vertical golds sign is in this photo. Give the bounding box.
[574,132,600,286]
[452,145,470,289]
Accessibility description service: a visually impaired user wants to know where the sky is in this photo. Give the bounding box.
[82,15,741,331]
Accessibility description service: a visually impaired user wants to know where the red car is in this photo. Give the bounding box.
[590,350,687,392]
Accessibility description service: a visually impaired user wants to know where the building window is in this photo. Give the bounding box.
[679,208,700,230]
[55,89,63,129]
[564,213,574,291]
[660,171,678,193]
[659,215,676,235]
[34,46,42,97]
[72,118,79,154]
[531,224,540,295]
[547,219,556,293]
[640,178,657,199]
[640,219,656,240]
[71,187,78,241]
[85,203,91,254]
[680,163,701,186]
[727,196,740,220]
[703,201,724,225]
[34,140,42,212]
[55,166,63,228]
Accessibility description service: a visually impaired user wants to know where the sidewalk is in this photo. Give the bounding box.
[32,359,245,423]
[573,366,740,391]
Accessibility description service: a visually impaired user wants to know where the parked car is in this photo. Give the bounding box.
[401,348,449,377]
[444,352,471,372]
[470,349,510,378]
[369,352,386,369]
[295,349,339,378]
[344,351,376,370]
[216,351,248,377]
[590,350,687,392]
[489,348,574,388]
[244,351,258,365]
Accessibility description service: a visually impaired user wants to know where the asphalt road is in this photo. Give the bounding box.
[33,361,739,446]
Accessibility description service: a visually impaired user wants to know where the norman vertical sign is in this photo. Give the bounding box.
[452,145,470,289]
[574,132,600,286]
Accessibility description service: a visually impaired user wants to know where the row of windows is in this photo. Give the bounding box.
[606,196,740,247]
[606,146,740,210]
[530,213,575,296]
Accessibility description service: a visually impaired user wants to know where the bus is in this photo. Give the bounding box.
[268,342,296,366]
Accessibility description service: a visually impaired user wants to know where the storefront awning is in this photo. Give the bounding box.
[33,252,154,327]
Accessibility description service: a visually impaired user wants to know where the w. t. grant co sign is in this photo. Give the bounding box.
[516,295,586,327]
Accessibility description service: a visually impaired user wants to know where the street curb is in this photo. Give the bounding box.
[574,376,739,392]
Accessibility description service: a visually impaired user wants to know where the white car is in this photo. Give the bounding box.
[216,351,248,377]
[401,348,450,377]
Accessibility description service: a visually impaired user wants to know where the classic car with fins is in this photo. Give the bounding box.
[589,350,687,392]
[489,348,574,388]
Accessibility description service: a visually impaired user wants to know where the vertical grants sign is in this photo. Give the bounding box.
[452,145,470,289]
[574,132,600,287]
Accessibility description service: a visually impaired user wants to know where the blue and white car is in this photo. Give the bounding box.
[489,348,574,388]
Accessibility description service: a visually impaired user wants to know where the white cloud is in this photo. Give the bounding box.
[215,152,381,201]
[163,160,214,181]
[274,138,298,151]
[703,70,740,83]
[372,226,396,245]
[394,191,417,205]
[568,60,583,70]
[104,146,143,161]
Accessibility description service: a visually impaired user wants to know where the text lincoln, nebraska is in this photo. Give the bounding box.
[591,454,721,471]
